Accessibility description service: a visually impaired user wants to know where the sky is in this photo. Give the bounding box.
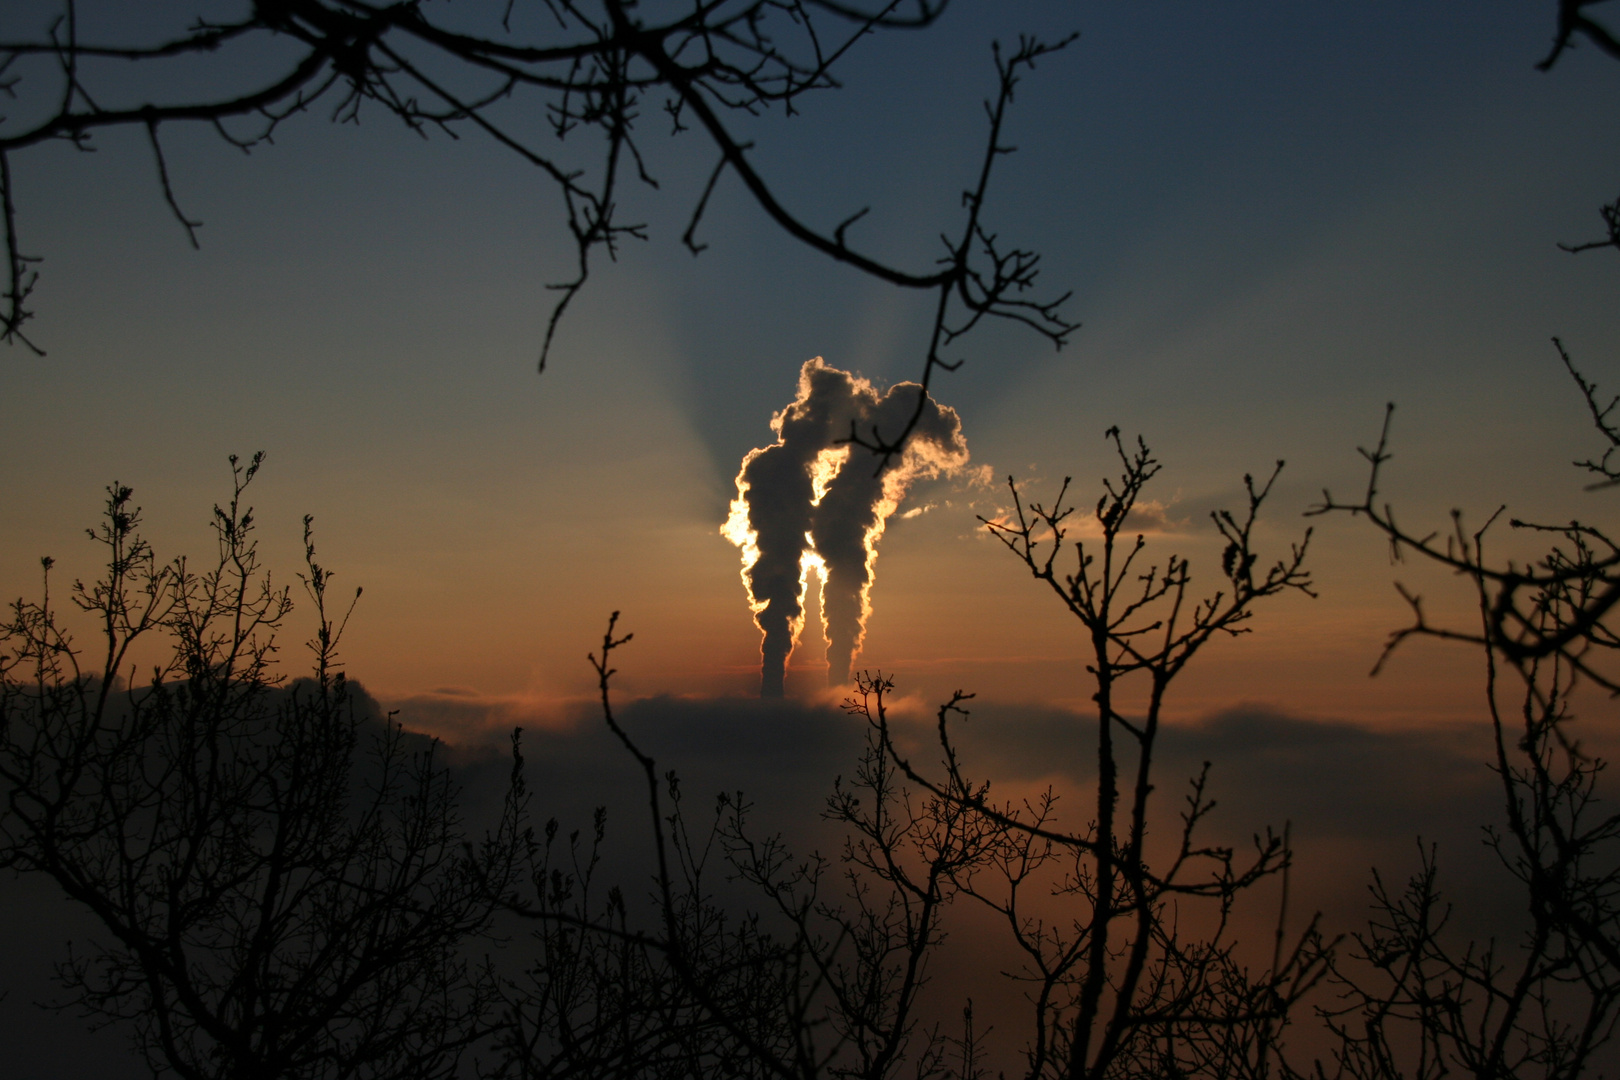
[5,1,1618,730]
[3,2,1620,1071]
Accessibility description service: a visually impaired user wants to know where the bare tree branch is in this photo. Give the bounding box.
[0,0,1073,395]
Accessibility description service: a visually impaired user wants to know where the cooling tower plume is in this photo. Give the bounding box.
[722,358,969,697]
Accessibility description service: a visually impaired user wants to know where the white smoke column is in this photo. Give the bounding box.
[722,359,862,697]
[723,357,969,697]
[811,386,967,686]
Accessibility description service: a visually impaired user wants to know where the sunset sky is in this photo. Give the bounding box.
[5,3,1620,1074]
[3,2,1618,740]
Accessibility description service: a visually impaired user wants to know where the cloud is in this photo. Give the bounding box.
[405,691,1509,855]
[1119,497,1185,533]
[362,679,1556,940]
[723,358,970,697]
[418,691,1520,910]
[0,685,1567,1079]
[556,694,1532,931]
[379,686,583,744]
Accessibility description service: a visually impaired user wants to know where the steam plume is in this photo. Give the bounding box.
[723,358,969,697]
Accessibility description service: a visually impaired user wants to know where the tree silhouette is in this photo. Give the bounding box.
[1306,351,1620,1078]
[0,456,524,1080]
[1538,1,1620,256]
[491,436,1332,1080]
[1296,18,1620,1062]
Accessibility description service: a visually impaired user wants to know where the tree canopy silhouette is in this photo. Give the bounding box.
[0,456,525,1080]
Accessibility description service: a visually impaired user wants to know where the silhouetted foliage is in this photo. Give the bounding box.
[0,456,523,1080]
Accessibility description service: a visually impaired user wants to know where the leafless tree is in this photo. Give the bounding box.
[483,613,819,1080]
[497,433,1332,1080]
[1558,196,1620,257]
[1540,0,1620,71]
[0,455,523,1080]
[1536,1,1620,256]
[1308,47,1620,1069]
[716,682,1007,1080]
[914,429,1326,1078]
[1313,345,1620,705]
[0,1,1075,457]
[1305,347,1620,1078]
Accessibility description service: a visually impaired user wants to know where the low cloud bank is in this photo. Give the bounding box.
[5,687,1587,1078]
[398,688,1529,918]
[434,691,1550,934]
[415,691,1502,843]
